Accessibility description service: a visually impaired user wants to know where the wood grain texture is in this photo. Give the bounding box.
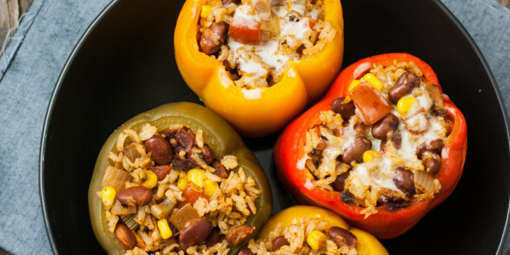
[0,0,19,52]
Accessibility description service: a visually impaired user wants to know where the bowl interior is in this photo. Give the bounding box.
[40,0,510,254]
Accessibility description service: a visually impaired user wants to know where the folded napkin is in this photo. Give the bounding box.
[0,0,508,254]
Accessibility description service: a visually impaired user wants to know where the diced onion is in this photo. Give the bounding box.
[111,199,136,215]
[151,199,176,219]
[120,214,139,230]
[101,165,131,192]
[413,170,434,197]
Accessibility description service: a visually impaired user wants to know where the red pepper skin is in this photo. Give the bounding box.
[274,53,467,239]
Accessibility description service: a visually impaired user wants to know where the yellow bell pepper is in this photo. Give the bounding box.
[174,0,344,137]
[255,206,388,255]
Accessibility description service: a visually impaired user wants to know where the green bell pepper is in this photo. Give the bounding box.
[88,102,272,254]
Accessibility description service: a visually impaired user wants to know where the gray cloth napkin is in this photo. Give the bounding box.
[0,0,508,254]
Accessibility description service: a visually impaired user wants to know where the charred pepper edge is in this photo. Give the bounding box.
[274,53,467,239]
[174,0,344,137]
[253,205,388,255]
[88,102,272,254]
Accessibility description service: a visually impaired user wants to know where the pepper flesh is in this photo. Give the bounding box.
[255,206,388,255]
[274,53,467,239]
[174,0,344,137]
[88,102,272,254]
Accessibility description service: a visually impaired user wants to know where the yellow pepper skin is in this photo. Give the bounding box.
[174,0,344,137]
[256,206,388,255]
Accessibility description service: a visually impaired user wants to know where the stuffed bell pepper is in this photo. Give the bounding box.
[238,205,388,255]
[274,53,467,239]
[174,0,344,137]
[88,102,272,254]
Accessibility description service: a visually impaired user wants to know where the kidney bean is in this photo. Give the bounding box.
[272,236,290,251]
[328,226,357,248]
[371,114,399,140]
[331,97,356,120]
[212,161,228,178]
[177,241,189,252]
[200,146,214,165]
[117,186,152,207]
[332,171,350,192]
[353,122,366,135]
[146,136,173,165]
[391,134,402,150]
[429,139,444,153]
[342,137,372,164]
[424,154,441,176]
[115,222,136,250]
[416,139,444,158]
[393,167,416,197]
[388,72,421,104]
[180,218,213,246]
[226,225,255,246]
[149,165,171,181]
[200,22,229,55]
[239,247,254,255]
[205,229,221,247]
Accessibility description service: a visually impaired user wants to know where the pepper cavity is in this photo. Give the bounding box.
[99,122,262,253]
[303,63,449,215]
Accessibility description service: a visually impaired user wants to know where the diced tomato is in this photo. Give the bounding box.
[300,17,316,30]
[348,82,392,125]
[230,8,261,45]
[177,184,210,208]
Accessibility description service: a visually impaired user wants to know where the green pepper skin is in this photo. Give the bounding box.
[88,102,272,255]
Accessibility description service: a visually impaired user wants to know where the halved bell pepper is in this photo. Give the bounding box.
[174,0,344,137]
[252,205,388,254]
[88,102,272,254]
[274,53,467,239]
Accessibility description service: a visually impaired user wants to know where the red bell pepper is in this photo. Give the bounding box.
[274,53,467,239]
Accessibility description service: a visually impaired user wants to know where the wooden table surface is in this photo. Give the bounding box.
[0,0,509,57]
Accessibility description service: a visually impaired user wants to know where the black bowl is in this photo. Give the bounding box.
[40,0,510,254]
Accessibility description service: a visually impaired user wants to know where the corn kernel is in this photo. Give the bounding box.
[362,73,384,91]
[188,169,206,189]
[177,175,188,190]
[204,179,218,197]
[201,5,212,18]
[157,219,172,239]
[363,150,381,162]
[101,186,116,207]
[348,80,361,91]
[141,170,158,189]
[397,97,418,116]
[307,230,327,250]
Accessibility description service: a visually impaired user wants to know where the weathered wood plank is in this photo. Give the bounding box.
[0,0,19,53]
[19,0,33,15]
